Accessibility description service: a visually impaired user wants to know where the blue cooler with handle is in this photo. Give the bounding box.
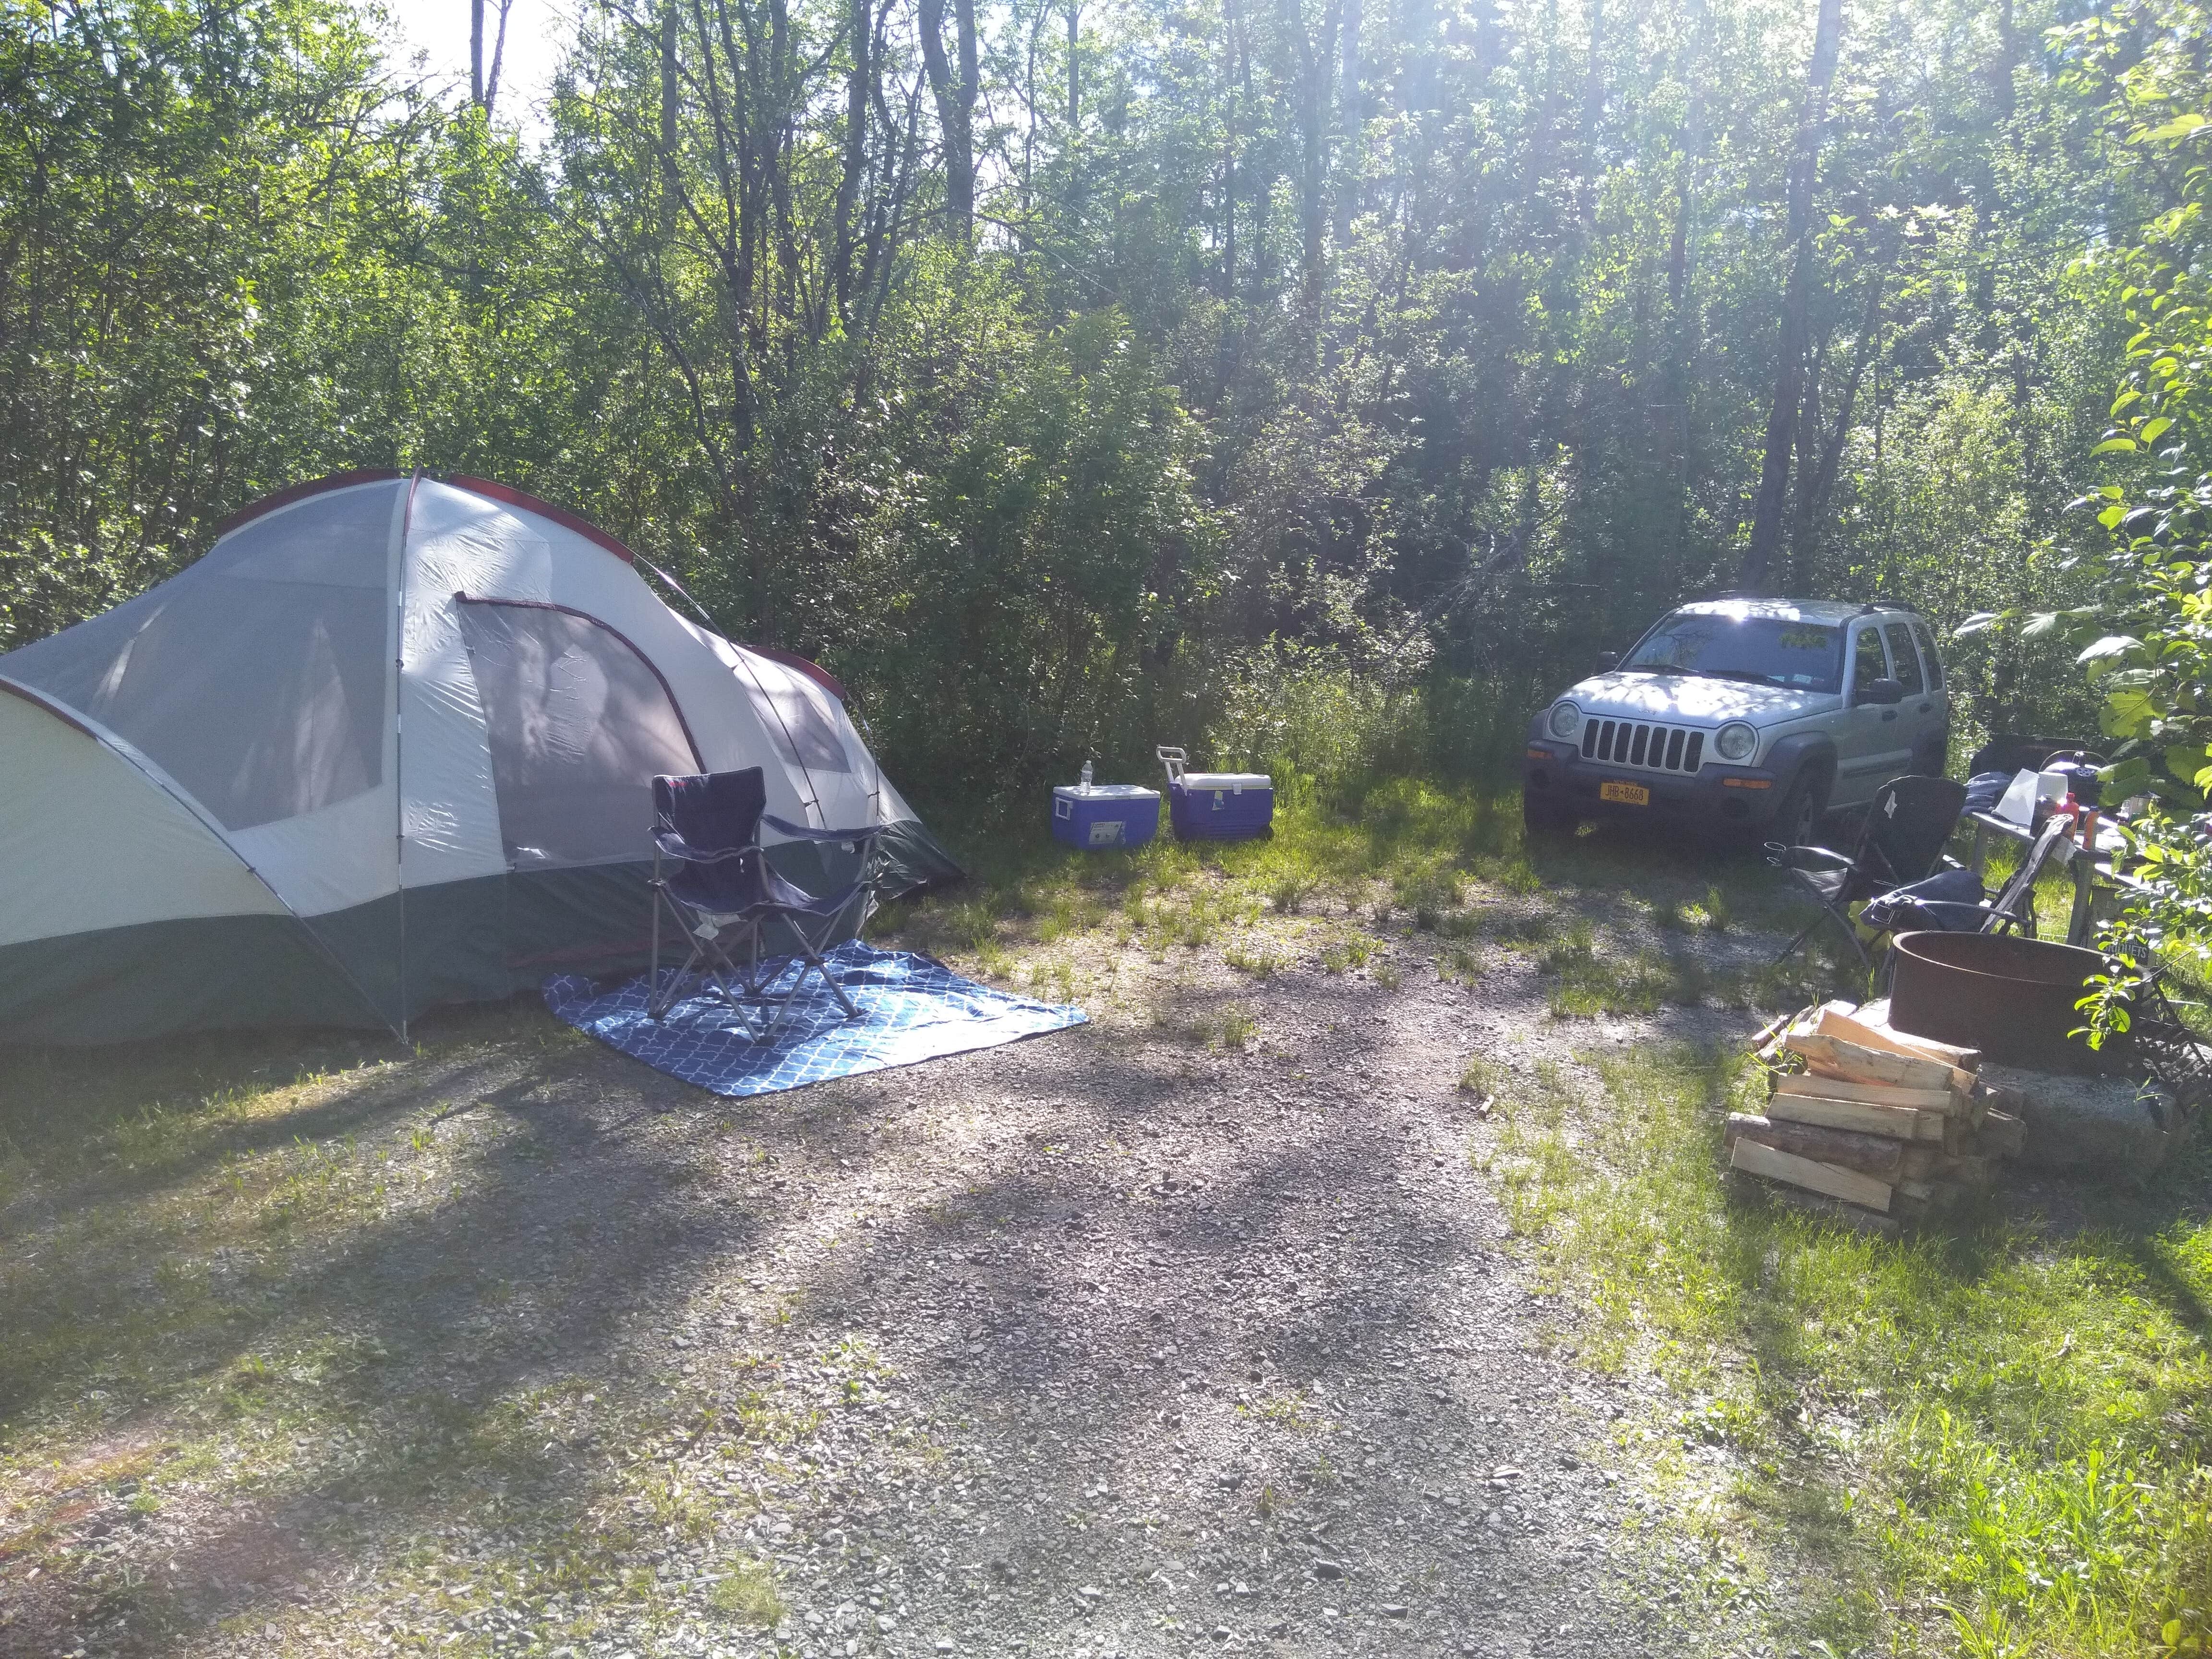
[1157,747,1274,841]
[1052,783,1161,850]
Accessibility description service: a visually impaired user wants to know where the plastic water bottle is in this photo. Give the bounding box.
[1079,758,1094,793]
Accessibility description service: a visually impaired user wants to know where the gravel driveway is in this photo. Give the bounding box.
[6,890,1795,1658]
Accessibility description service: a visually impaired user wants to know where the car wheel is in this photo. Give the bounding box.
[1523,793,1578,839]
[1772,770,1828,850]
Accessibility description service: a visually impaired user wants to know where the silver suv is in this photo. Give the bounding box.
[1521,599,1950,845]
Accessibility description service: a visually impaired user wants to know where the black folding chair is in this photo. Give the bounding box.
[1767,774,1968,967]
[1860,810,2076,940]
[646,767,887,1040]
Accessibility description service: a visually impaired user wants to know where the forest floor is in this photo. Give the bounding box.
[2,787,2206,1659]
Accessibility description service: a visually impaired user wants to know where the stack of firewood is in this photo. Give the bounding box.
[1730,1001,2026,1226]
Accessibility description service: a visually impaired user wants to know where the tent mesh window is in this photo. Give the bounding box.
[0,489,392,830]
[457,599,701,870]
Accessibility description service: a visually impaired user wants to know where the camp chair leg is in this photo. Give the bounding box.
[1774,911,1828,966]
[648,888,764,1023]
[1774,903,1868,970]
[733,929,862,1046]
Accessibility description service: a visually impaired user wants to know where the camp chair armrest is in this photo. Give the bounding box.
[1763,842,1856,873]
[653,830,755,865]
[761,816,887,847]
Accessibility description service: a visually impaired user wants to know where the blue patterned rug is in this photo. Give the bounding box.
[543,943,1086,1098]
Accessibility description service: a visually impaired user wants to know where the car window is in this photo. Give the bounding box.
[1620,611,1845,693]
[1911,621,1945,690]
[1851,625,1889,699]
[1882,622,1924,694]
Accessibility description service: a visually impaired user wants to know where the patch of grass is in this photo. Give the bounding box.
[1147,988,1258,1049]
[1479,1039,2212,1658]
[1260,858,1319,914]
[709,1558,786,1625]
[1439,943,1483,983]
[1539,922,1699,1017]
[1702,883,1734,932]
[1238,1388,1334,1433]
[1211,1002,1259,1048]
[1319,933,1378,974]
[1485,908,1554,948]
[1223,938,1282,977]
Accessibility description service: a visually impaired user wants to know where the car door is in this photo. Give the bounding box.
[1910,618,1953,765]
[1833,621,1911,804]
[1882,618,1940,771]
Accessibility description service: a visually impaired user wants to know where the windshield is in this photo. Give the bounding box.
[1622,612,1844,693]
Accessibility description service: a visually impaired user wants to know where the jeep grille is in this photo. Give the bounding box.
[1580,719,1705,773]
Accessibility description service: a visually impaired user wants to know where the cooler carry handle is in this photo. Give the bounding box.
[1156,745,1188,786]
[1055,794,1073,818]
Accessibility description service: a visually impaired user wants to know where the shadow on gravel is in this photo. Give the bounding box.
[6,973,1530,1656]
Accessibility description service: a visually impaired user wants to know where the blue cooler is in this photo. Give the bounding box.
[1156,747,1274,841]
[1052,784,1161,850]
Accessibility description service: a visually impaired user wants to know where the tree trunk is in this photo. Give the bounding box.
[1737,0,1844,595]
[484,0,513,115]
[1791,269,1882,586]
[1068,0,1081,128]
[1283,0,1339,304]
[1332,0,1360,245]
[1991,0,2015,120]
[1579,0,1604,227]
[471,0,485,107]
[918,0,978,241]
[834,0,871,316]
[661,3,682,234]
[1223,1,1238,296]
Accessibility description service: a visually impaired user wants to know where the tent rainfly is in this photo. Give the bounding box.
[0,472,960,1044]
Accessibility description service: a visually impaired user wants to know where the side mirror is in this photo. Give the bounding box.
[1596,652,1619,672]
[1861,677,1904,706]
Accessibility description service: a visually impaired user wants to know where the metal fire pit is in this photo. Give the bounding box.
[1888,931,2130,1075]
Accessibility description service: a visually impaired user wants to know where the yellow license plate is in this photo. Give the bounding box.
[1600,780,1651,805]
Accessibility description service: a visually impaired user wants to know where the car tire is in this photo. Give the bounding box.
[1523,793,1578,839]
[1772,769,1829,850]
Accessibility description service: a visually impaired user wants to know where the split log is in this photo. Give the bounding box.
[1978,1108,2026,1159]
[1812,1006,1980,1071]
[1783,1030,1969,1094]
[1766,1091,1947,1142]
[1729,1137,1894,1211]
[1773,1073,1957,1112]
[1725,1113,1905,1182]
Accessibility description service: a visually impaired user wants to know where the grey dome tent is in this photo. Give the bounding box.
[0,472,959,1044]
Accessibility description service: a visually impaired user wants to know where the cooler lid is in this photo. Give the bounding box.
[1054,784,1161,801]
[1181,773,1271,791]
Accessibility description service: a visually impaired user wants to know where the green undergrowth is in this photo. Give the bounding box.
[1478,1042,2212,1658]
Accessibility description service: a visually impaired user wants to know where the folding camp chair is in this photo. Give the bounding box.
[1860,809,2077,941]
[645,767,887,1039]
[1766,774,1969,968]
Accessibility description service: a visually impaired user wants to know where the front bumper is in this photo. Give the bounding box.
[1522,740,1785,829]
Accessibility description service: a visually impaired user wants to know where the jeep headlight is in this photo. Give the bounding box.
[1547,702,1581,740]
[1714,721,1758,763]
